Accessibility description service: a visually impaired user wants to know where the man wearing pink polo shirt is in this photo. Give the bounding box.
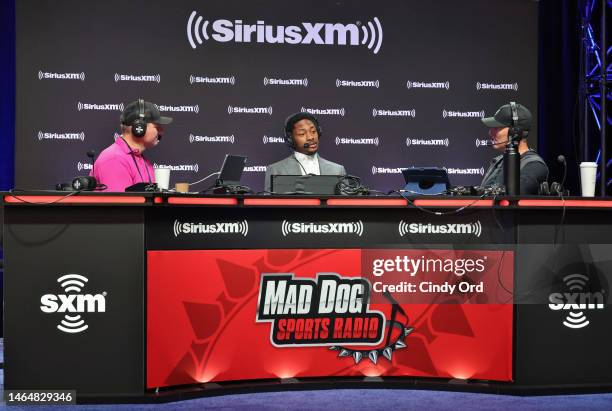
[91,99,173,191]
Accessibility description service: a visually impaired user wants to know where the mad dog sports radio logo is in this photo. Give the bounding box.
[257,274,412,364]
[548,273,605,329]
[40,274,107,334]
[187,12,383,54]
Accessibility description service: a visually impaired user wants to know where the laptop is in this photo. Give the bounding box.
[216,154,247,186]
[401,167,450,195]
[271,175,344,195]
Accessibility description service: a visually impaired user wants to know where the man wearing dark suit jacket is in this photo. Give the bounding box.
[264,112,346,192]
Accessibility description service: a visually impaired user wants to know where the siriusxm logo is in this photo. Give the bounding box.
[173,220,248,236]
[40,274,106,334]
[77,162,92,172]
[77,102,124,112]
[263,77,308,87]
[281,220,364,236]
[476,82,518,91]
[549,274,606,329]
[406,137,449,147]
[244,165,267,172]
[263,135,285,144]
[38,70,85,81]
[371,166,403,175]
[228,106,273,115]
[189,134,235,144]
[154,163,199,172]
[442,110,484,119]
[372,108,415,117]
[444,167,485,176]
[335,136,380,146]
[38,131,84,142]
[158,104,200,113]
[336,79,380,88]
[187,12,383,54]
[114,73,160,83]
[399,221,482,237]
[189,75,236,85]
[300,106,345,116]
[406,80,449,90]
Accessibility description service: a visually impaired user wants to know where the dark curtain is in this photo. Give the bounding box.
[0,0,15,191]
[538,0,581,194]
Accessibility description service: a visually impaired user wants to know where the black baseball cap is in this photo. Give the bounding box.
[482,102,532,130]
[120,99,173,126]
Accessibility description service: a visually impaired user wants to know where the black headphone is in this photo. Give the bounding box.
[508,101,524,143]
[284,112,322,149]
[131,98,147,138]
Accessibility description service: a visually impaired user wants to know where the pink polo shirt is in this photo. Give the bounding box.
[91,138,155,192]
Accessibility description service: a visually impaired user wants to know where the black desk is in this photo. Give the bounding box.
[3,193,612,400]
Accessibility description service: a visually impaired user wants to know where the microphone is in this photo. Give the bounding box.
[157,134,162,142]
[557,154,567,189]
[303,142,311,148]
[86,149,97,178]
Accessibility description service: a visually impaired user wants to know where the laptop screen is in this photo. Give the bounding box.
[218,154,247,184]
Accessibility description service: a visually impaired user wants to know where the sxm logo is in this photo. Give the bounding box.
[40,274,107,334]
[548,273,605,329]
[187,11,383,54]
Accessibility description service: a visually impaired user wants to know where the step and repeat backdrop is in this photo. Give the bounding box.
[15,0,538,192]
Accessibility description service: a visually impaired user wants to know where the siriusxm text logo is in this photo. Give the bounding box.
[189,134,235,144]
[154,163,199,172]
[444,167,485,176]
[187,12,383,54]
[549,274,605,329]
[475,139,489,148]
[158,104,200,113]
[281,220,364,236]
[189,75,236,85]
[77,162,92,172]
[38,70,85,81]
[173,220,248,237]
[336,79,380,88]
[371,166,403,175]
[300,106,345,116]
[228,105,273,115]
[406,137,449,147]
[406,80,449,90]
[263,135,285,144]
[77,102,124,112]
[399,221,482,237]
[476,82,518,91]
[40,274,106,334]
[442,109,484,119]
[114,73,160,83]
[38,131,84,142]
[264,77,308,87]
[244,165,267,172]
[335,136,380,146]
[372,108,415,117]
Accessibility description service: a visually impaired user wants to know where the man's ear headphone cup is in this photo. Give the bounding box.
[132,119,146,137]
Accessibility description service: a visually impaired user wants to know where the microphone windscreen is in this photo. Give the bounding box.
[86,150,96,158]
[557,155,566,163]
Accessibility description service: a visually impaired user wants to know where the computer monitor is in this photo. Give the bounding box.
[401,167,450,195]
[216,154,247,186]
[271,175,344,195]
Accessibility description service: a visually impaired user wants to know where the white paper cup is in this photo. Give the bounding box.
[154,168,171,190]
[579,162,597,197]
